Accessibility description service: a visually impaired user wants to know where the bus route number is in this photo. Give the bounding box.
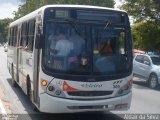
[113,80,122,89]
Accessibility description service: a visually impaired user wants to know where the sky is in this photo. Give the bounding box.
[0,0,22,19]
[0,0,122,19]
[114,0,123,8]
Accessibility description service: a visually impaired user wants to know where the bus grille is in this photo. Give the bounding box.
[67,91,113,97]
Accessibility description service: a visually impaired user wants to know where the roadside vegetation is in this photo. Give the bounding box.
[14,0,114,19]
[0,19,12,43]
[120,0,160,52]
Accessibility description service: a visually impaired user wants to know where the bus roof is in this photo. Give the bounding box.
[10,5,126,27]
[43,5,126,12]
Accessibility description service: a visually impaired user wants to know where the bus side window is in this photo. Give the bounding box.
[13,26,18,47]
[27,19,35,51]
[8,28,12,46]
[21,22,28,47]
[13,27,15,46]
[10,28,14,46]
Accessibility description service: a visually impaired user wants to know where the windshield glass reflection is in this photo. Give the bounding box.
[92,25,128,74]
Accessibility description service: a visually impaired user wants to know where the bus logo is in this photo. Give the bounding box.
[81,83,102,88]
[63,81,79,91]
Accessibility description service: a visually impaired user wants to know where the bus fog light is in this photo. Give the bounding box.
[115,103,128,109]
[48,86,55,91]
[55,90,61,95]
[118,89,123,94]
[108,105,114,109]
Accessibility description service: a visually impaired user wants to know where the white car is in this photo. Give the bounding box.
[133,54,160,89]
[4,45,7,52]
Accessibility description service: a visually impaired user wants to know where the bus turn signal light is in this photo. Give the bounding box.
[41,80,47,86]
[128,79,133,87]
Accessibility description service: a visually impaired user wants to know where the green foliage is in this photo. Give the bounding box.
[0,19,12,43]
[120,0,160,51]
[132,21,160,51]
[14,0,115,19]
[120,0,160,22]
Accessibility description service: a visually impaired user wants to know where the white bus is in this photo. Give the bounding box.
[7,5,133,113]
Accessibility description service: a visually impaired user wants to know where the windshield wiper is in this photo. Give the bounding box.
[97,20,112,45]
[103,20,111,30]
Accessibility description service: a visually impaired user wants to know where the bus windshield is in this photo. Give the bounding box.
[43,20,130,75]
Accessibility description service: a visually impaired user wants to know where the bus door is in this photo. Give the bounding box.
[33,15,42,103]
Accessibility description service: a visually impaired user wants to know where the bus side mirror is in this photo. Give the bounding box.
[35,26,43,49]
[35,33,42,49]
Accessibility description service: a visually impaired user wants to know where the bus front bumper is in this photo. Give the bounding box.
[39,92,132,113]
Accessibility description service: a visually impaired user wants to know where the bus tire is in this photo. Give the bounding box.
[26,76,32,101]
[11,65,17,87]
[148,73,158,89]
[33,105,39,112]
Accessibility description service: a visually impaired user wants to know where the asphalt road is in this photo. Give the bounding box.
[0,46,159,120]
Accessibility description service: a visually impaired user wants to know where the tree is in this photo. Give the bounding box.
[120,0,160,51]
[120,0,160,22]
[0,19,12,43]
[132,21,160,51]
[14,0,115,19]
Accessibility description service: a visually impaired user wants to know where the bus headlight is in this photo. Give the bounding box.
[40,79,66,98]
[115,80,132,97]
[46,83,66,98]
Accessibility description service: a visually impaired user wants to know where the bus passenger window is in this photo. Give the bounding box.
[21,22,28,47]
[27,20,35,51]
[13,27,18,47]
[9,28,13,46]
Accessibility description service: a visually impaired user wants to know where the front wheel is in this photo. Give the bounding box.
[148,74,158,89]
[27,76,32,100]
[11,66,17,87]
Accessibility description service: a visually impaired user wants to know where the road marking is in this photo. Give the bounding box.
[0,99,7,114]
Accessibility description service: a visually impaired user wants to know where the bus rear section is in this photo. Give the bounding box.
[37,5,133,113]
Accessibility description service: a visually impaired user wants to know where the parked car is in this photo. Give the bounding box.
[4,45,7,52]
[133,54,160,89]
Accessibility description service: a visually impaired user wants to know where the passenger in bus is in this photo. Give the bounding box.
[69,28,85,56]
[49,29,60,55]
[54,30,74,57]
